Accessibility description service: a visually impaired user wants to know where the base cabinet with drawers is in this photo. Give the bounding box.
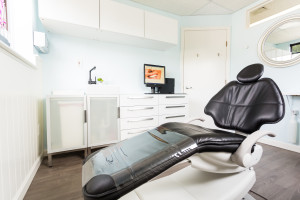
[46,93,188,166]
[120,94,188,140]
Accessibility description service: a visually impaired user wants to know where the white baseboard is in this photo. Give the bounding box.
[13,154,43,200]
[259,138,300,153]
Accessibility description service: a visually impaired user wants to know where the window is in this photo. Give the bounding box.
[247,0,300,27]
[291,42,300,54]
[0,0,9,45]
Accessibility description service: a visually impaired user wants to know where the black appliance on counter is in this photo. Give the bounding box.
[159,78,174,94]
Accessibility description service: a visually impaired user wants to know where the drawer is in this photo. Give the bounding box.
[120,116,159,130]
[159,104,188,115]
[121,126,155,140]
[120,106,158,118]
[159,114,188,124]
[159,95,188,105]
[120,95,158,106]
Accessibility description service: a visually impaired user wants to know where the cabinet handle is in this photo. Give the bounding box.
[128,107,154,111]
[165,105,185,109]
[166,115,185,119]
[128,96,154,99]
[84,110,87,123]
[165,96,185,98]
[128,118,154,122]
[127,129,148,135]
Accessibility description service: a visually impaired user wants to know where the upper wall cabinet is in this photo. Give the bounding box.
[100,0,144,38]
[145,11,178,45]
[38,0,178,50]
[39,0,99,29]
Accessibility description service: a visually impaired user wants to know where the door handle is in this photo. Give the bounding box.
[185,86,192,89]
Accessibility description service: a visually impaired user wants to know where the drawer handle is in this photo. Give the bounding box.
[128,107,154,111]
[128,118,154,122]
[165,105,185,109]
[165,96,185,98]
[166,115,185,119]
[127,129,148,135]
[128,96,154,99]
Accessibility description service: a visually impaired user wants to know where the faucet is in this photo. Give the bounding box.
[88,66,97,84]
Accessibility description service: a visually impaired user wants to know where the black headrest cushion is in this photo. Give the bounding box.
[237,63,264,83]
[205,63,285,134]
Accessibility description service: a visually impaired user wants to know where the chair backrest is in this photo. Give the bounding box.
[204,63,285,134]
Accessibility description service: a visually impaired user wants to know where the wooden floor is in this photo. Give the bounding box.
[24,144,300,200]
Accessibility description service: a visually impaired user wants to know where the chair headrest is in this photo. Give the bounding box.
[237,63,264,83]
[205,63,285,134]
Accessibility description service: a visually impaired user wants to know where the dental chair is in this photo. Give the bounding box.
[82,63,285,200]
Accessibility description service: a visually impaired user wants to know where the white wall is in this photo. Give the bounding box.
[0,50,43,200]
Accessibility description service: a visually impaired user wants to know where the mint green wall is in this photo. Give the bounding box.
[231,0,300,144]
[37,0,300,147]
[40,33,181,94]
[38,0,182,95]
[36,0,182,148]
[276,39,300,51]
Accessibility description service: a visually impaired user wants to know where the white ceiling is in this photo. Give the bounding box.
[131,0,261,16]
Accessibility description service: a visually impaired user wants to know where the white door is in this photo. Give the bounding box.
[183,29,229,128]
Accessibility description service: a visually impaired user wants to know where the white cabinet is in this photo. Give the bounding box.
[87,95,119,148]
[38,0,178,50]
[158,94,189,124]
[120,95,159,106]
[120,94,159,140]
[39,0,99,28]
[119,94,188,140]
[120,106,158,118]
[46,94,119,166]
[100,0,144,37]
[145,11,178,45]
[46,96,87,154]
[46,95,87,166]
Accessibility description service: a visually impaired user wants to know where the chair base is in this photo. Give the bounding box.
[120,165,256,200]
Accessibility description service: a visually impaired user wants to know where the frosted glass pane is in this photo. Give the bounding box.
[49,97,85,151]
[89,97,118,145]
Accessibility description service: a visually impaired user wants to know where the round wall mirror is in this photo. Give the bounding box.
[258,14,300,67]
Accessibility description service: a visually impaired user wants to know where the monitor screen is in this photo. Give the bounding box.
[144,64,165,85]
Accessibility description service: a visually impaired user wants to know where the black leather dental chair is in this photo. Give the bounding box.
[82,63,285,200]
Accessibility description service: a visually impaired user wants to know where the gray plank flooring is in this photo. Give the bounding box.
[24,144,300,200]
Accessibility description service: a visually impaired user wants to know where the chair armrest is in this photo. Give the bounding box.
[231,130,276,168]
[187,118,205,123]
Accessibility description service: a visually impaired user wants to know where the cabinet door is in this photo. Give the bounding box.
[145,11,178,44]
[87,95,119,147]
[47,96,86,153]
[39,0,99,28]
[100,0,144,37]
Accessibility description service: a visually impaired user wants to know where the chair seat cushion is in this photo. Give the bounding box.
[82,122,245,200]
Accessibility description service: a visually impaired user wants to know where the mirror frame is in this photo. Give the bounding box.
[258,14,300,67]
